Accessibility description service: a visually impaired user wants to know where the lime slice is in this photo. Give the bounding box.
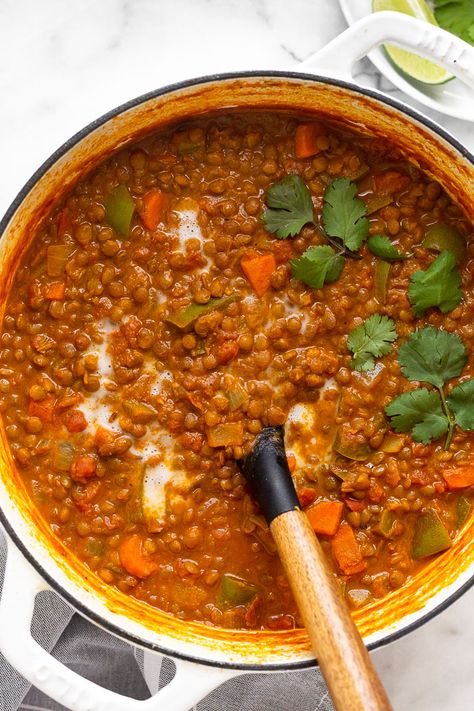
[372,0,454,84]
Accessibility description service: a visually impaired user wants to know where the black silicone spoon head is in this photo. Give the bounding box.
[239,426,300,525]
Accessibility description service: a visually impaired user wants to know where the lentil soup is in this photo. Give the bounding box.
[2,111,473,631]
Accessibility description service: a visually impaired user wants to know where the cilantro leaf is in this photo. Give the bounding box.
[262,175,314,238]
[322,178,369,252]
[290,245,344,288]
[434,0,474,46]
[347,314,397,372]
[385,389,449,444]
[408,250,463,317]
[398,326,466,389]
[367,235,410,261]
[447,379,474,431]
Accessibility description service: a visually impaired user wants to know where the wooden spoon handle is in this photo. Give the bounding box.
[271,509,393,711]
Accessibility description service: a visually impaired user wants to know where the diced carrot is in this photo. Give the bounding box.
[373,171,410,195]
[442,464,474,490]
[207,422,244,447]
[295,123,325,159]
[63,409,88,433]
[119,534,158,579]
[187,391,205,412]
[28,397,55,423]
[94,426,115,447]
[216,340,239,365]
[240,253,277,297]
[287,453,297,473]
[345,498,365,513]
[43,281,65,300]
[306,501,344,537]
[266,614,295,631]
[298,487,316,507]
[368,479,385,503]
[139,189,166,230]
[74,480,101,511]
[331,523,367,576]
[71,454,97,483]
[244,595,263,628]
[57,208,72,237]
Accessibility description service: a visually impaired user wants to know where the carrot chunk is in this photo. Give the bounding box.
[216,340,239,365]
[267,614,295,631]
[442,463,474,490]
[331,523,367,575]
[373,171,410,195]
[70,454,97,483]
[140,189,166,230]
[295,123,325,159]
[74,480,101,511]
[63,409,88,433]
[119,534,158,579]
[94,426,115,447]
[368,479,385,503]
[297,486,316,507]
[28,397,55,423]
[240,253,276,296]
[306,501,344,537]
[43,281,65,300]
[187,391,205,412]
[345,498,365,513]
[287,453,297,473]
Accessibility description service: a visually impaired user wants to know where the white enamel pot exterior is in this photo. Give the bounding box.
[0,13,473,711]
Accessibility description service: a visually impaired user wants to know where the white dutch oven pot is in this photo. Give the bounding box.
[0,13,473,711]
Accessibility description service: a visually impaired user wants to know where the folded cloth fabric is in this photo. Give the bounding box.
[0,528,333,711]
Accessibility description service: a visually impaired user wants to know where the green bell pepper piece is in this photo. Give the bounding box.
[375,510,396,539]
[412,510,452,559]
[374,260,390,305]
[218,574,258,607]
[166,295,236,330]
[456,496,471,528]
[333,429,372,461]
[105,185,135,237]
[423,224,467,264]
[365,194,394,215]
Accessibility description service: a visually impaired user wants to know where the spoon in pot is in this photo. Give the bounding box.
[240,426,393,711]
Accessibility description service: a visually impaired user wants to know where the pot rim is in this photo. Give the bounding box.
[1,69,473,672]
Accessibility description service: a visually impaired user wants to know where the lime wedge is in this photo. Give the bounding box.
[372,0,454,84]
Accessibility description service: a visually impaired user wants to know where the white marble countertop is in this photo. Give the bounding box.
[0,1,473,710]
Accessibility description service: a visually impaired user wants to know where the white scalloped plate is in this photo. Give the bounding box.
[338,0,474,121]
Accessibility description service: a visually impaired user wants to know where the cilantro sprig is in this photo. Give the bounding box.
[347,314,397,372]
[408,250,463,317]
[262,176,366,258]
[385,326,474,448]
[262,175,314,238]
[263,175,370,289]
[434,0,474,46]
[290,245,344,289]
[322,178,369,252]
